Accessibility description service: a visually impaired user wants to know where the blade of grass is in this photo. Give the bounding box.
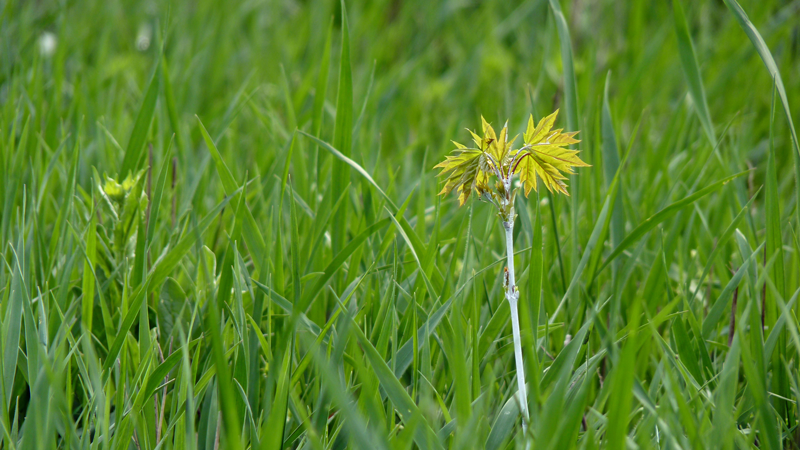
[601,72,624,268]
[120,61,160,178]
[673,0,716,147]
[765,80,790,423]
[702,242,764,337]
[102,191,236,373]
[547,0,581,279]
[597,171,748,276]
[81,196,97,333]
[723,0,800,230]
[261,341,292,450]
[146,138,173,244]
[330,0,353,257]
[298,217,390,312]
[688,187,760,304]
[351,322,443,450]
[312,17,333,138]
[197,116,267,270]
[299,130,430,264]
[162,55,185,157]
[551,126,634,321]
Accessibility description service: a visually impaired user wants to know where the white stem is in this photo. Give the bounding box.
[504,218,529,434]
[485,153,505,180]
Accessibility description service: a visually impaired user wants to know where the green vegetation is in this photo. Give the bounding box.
[1,0,799,448]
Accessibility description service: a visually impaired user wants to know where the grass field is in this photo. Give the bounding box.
[2,0,800,448]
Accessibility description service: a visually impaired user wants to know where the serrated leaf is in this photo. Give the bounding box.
[516,110,588,197]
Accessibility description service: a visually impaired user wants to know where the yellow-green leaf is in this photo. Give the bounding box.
[516,111,587,196]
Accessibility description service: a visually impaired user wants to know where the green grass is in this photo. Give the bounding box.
[2,0,800,448]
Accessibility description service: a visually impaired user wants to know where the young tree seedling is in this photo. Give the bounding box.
[434,110,589,434]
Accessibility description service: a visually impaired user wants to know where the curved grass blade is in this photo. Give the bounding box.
[102,191,236,373]
[722,0,799,159]
[601,72,624,262]
[81,198,97,332]
[765,82,790,423]
[604,300,641,450]
[485,394,519,450]
[299,130,429,257]
[300,130,392,208]
[385,207,438,302]
[765,288,800,360]
[120,61,160,178]
[196,116,267,269]
[261,342,292,450]
[688,187,760,304]
[313,18,333,138]
[299,217,390,311]
[351,323,443,450]
[547,0,581,276]
[723,0,800,229]
[162,55,185,156]
[141,351,182,405]
[146,137,173,245]
[702,242,764,337]
[597,171,748,275]
[551,123,636,320]
[331,0,353,256]
[673,0,716,147]
[540,318,591,391]
[307,333,389,450]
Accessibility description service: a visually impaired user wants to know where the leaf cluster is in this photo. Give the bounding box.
[435,110,589,205]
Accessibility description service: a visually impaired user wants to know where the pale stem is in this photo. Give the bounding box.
[503,214,529,434]
[484,153,505,180]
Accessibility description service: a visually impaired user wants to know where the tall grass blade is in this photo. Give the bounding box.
[331,0,353,257]
[120,62,160,178]
[673,0,716,147]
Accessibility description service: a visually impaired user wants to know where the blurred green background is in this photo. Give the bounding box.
[2,0,800,448]
[5,0,797,180]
